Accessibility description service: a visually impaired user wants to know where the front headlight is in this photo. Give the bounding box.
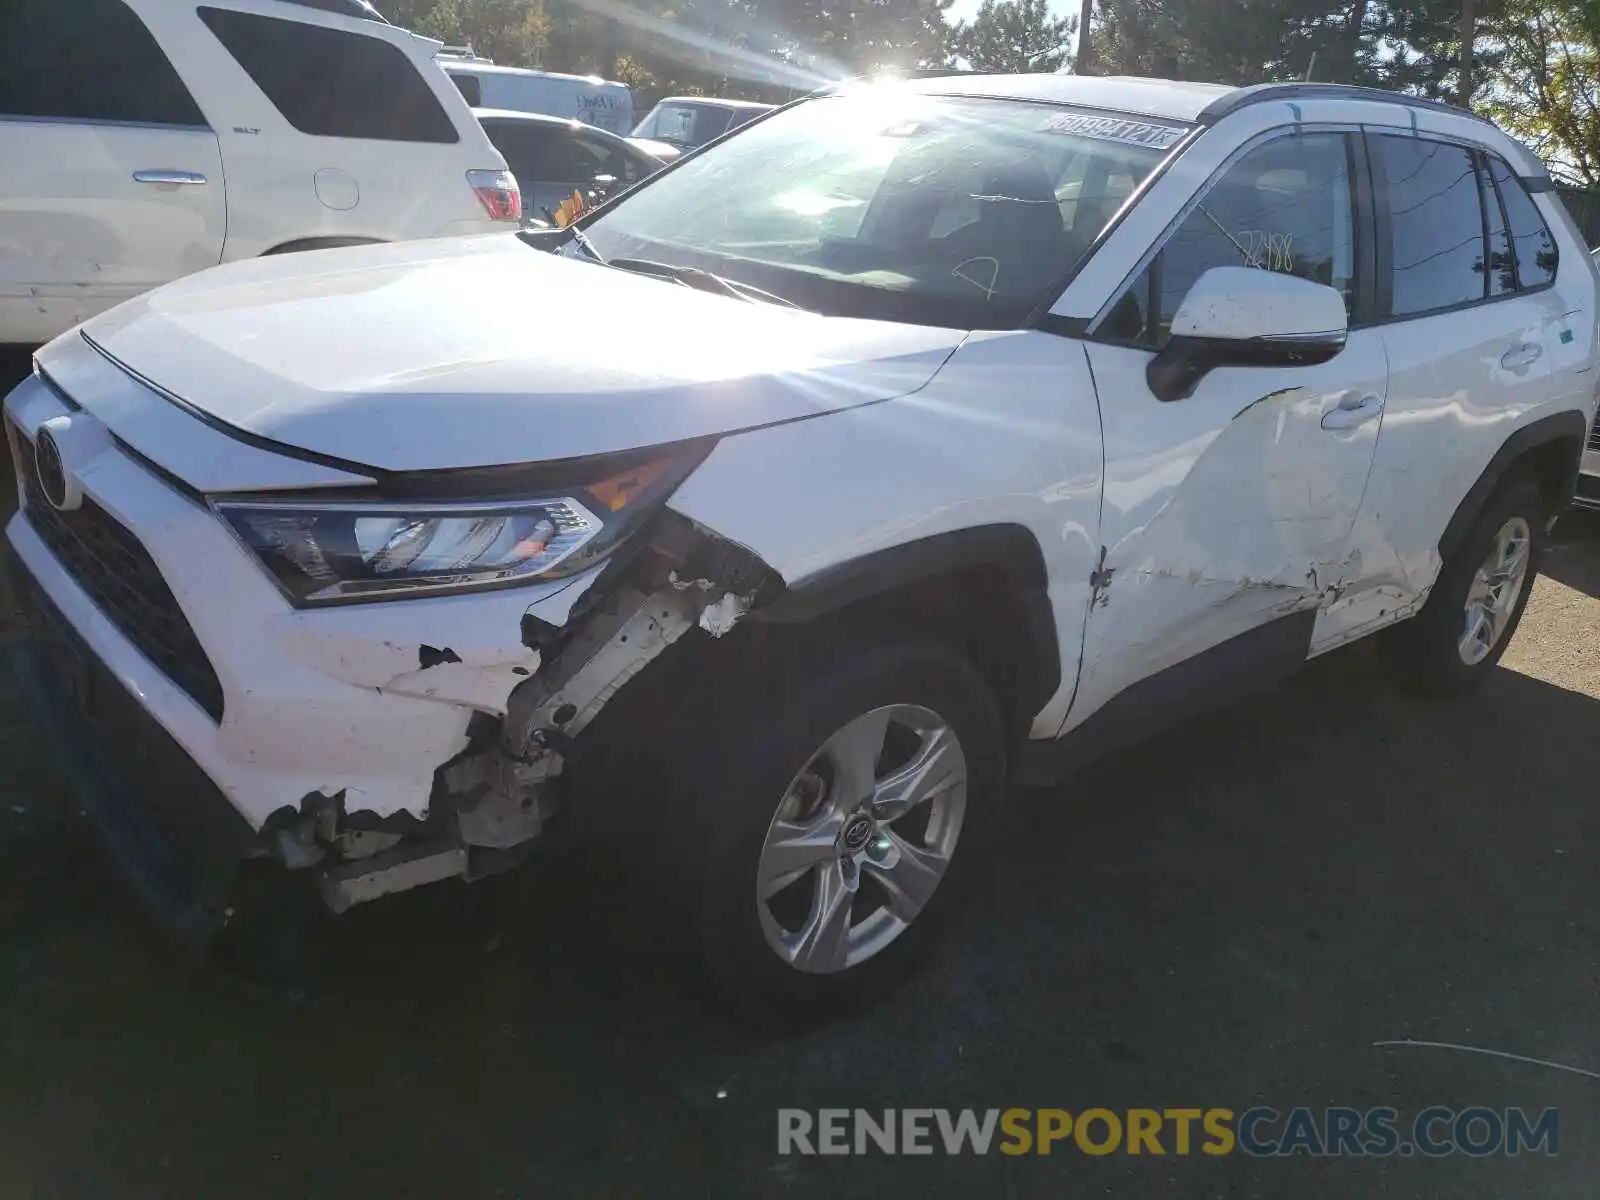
[214,444,708,605]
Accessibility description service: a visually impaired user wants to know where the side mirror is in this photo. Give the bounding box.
[1146,266,1348,402]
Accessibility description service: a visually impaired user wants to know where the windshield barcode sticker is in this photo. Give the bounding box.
[1036,113,1187,149]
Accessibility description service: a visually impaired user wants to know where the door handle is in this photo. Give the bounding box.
[1320,392,1385,431]
[1500,342,1543,371]
[132,170,207,186]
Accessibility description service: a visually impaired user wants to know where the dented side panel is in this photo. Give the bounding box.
[1066,330,1385,733]
[667,329,1105,737]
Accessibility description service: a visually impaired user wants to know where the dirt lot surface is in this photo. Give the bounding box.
[1,347,1597,1196]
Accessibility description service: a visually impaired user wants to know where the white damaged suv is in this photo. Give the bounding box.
[6,75,1597,1014]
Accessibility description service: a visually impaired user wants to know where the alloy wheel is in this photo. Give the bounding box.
[754,704,968,974]
[1458,515,1532,666]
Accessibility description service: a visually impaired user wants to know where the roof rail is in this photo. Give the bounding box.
[277,0,389,22]
[436,44,493,63]
[1198,82,1496,128]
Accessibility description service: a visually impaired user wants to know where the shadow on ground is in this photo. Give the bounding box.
[1545,508,1600,595]
[3,625,1599,1196]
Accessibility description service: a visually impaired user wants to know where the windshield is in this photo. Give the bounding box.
[632,101,734,148]
[585,91,1185,328]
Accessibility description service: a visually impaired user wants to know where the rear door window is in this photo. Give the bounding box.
[0,0,204,126]
[198,7,458,143]
[1374,136,1486,317]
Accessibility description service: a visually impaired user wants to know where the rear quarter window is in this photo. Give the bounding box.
[448,71,483,108]
[199,7,458,143]
[1485,155,1558,289]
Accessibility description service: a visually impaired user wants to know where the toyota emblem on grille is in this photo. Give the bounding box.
[33,423,79,512]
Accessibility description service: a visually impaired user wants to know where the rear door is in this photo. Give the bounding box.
[1322,134,1577,648]
[0,0,224,344]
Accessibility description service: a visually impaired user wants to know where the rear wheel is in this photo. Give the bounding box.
[1381,477,1545,695]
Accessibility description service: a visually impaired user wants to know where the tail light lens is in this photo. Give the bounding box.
[467,169,521,222]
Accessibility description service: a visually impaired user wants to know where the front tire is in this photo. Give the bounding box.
[654,629,1007,1022]
[1381,477,1545,696]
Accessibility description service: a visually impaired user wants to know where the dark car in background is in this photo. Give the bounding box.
[630,96,775,151]
[474,108,668,225]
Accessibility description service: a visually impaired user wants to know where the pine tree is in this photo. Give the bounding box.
[949,0,1077,74]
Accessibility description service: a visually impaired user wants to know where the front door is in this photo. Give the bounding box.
[1067,129,1385,733]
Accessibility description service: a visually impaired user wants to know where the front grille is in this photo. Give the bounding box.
[1588,410,1600,453]
[7,416,225,721]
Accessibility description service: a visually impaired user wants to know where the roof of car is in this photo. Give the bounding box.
[902,74,1502,130]
[472,107,580,127]
[903,74,1233,122]
[653,96,777,110]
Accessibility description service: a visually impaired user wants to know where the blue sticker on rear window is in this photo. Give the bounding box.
[1036,113,1186,149]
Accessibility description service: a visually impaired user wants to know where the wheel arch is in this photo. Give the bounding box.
[261,236,387,257]
[747,525,1062,740]
[1439,408,1589,561]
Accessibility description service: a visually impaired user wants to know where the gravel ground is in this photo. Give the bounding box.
[1,352,1597,1196]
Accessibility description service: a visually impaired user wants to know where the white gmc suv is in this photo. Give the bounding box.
[0,0,519,348]
[6,75,1597,1017]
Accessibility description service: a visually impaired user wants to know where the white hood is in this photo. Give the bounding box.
[80,236,968,472]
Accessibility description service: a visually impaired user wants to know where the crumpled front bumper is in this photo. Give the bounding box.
[3,356,609,933]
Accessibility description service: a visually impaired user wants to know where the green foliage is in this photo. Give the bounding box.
[382,0,951,106]
[381,0,1600,187]
[1481,0,1600,183]
[383,0,550,62]
[949,0,1076,73]
[1090,0,1394,87]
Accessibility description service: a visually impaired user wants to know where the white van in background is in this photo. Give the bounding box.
[439,54,634,134]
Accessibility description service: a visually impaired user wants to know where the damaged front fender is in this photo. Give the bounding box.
[265,565,607,713]
[293,514,780,913]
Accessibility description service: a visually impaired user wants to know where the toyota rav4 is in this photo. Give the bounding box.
[6,75,1597,1016]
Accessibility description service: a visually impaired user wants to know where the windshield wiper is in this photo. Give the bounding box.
[518,220,604,263]
[605,257,799,308]
[547,212,604,263]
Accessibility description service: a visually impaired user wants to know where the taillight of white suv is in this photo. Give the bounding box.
[467,169,521,222]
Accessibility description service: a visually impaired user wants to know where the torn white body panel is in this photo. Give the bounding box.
[1068,332,1385,733]
[265,563,604,713]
